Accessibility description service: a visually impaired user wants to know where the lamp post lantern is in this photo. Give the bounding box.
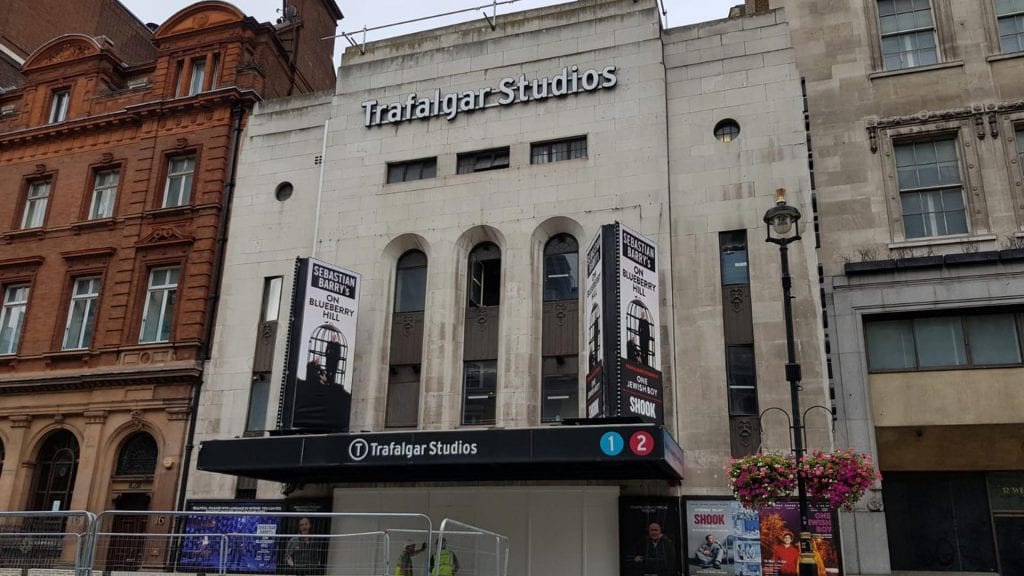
[764,188,817,576]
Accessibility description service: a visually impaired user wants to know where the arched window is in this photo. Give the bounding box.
[543,234,579,301]
[541,234,580,423]
[115,432,158,476]
[387,250,428,428]
[30,430,79,511]
[395,251,427,313]
[463,242,501,425]
[467,243,501,307]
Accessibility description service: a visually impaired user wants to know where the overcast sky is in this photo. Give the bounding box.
[121,0,738,63]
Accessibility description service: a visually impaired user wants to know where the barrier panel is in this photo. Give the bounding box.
[0,511,507,576]
[0,511,95,576]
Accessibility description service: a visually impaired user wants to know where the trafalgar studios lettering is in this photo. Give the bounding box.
[362,65,617,127]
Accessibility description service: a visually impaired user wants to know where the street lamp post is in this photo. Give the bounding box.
[763,188,817,576]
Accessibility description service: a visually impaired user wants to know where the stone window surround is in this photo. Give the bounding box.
[878,121,989,245]
[13,169,58,232]
[863,0,958,73]
[999,111,1024,230]
[981,0,1024,57]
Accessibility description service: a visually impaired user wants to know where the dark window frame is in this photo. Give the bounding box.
[457,147,510,174]
[530,136,588,165]
[386,157,437,184]
[462,359,497,426]
[865,309,1024,373]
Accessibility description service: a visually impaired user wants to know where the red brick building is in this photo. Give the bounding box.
[0,0,340,524]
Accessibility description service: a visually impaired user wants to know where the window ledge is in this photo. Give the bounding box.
[144,205,194,219]
[887,234,996,250]
[70,217,116,232]
[986,52,1024,64]
[2,228,46,242]
[42,349,94,363]
[868,60,964,80]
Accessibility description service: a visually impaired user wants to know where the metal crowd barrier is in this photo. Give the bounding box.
[0,511,506,576]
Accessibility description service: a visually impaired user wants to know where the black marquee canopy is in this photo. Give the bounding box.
[198,424,684,484]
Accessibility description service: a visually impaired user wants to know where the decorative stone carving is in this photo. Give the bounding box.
[84,410,108,425]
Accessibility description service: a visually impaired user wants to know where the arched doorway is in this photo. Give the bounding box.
[106,432,158,571]
[29,430,79,511]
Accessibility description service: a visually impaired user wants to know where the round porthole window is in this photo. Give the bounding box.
[714,119,741,143]
[275,182,293,202]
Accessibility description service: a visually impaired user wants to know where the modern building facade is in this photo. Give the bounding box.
[193,1,831,575]
[0,0,340,533]
[786,0,1024,573]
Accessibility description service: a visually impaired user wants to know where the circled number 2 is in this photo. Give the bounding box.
[630,431,654,456]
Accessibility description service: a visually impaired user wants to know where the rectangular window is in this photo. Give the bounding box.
[0,285,30,355]
[865,311,1024,371]
[469,258,501,307]
[719,231,750,286]
[189,60,206,96]
[386,364,420,428]
[49,89,69,123]
[462,360,497,425]
[996,0,1024,53]
[386,158,437,183]
[62,277,101,350]
[22,180,51,229]
[1018,128,1024,170]
[877,0,939,70]
[89,169,119,219]
[530,136,587,164]
[726,345,758,416]
[245,373,271,433]
[163,156,195,208]
[895,138,967,238]
[261,276,283,322]
[541,356,578,423]
[210,54,221,90]
[457,147,510,174]
[139,267,179,343]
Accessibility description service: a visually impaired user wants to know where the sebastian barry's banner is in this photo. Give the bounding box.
[281,257,361,432]
[584,223,664,423]
[683,500,842,576]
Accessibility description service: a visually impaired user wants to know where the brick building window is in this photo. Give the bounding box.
[189,60,206,96]
[163,156,195,208]
[894,138,967,238]
[457,147,510,174]
[387,158,436,183]
[49,89,69,123]
[21,180,51,229]
[531,136,587,164]
[877,0,939,70]
[139,267,179,343]
[63,277,101,350]
[0,285,30,355]
[996,0,1024,53]
[90,169,119,219]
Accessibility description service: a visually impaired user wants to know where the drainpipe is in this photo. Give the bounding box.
[175,102,247,512]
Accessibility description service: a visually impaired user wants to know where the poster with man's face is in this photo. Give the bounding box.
[620,497,682,576]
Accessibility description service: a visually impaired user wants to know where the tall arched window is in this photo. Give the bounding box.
[463,242,501,424]
[541,234,580,423]
[387,250,427,428]
[30,430,79,511]
[115,432,158,476]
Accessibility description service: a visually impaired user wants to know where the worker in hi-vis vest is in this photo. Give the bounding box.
[430,540,459,576]
[394,542,427,576]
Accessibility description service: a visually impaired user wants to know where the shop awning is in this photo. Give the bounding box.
[198,424,684,483]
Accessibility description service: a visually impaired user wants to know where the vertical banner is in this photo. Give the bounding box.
[586,223,664,423]
[584,230,606,418]
[617,224,663,423]
[281,257,361,432]
[621,497,682,576]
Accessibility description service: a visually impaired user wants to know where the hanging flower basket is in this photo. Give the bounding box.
[799,449,881,512]
[726,452,798,509]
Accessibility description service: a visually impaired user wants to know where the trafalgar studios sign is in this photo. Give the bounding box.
[585,223,664,424]
[362,65,618,127]
[281,257,361,432]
